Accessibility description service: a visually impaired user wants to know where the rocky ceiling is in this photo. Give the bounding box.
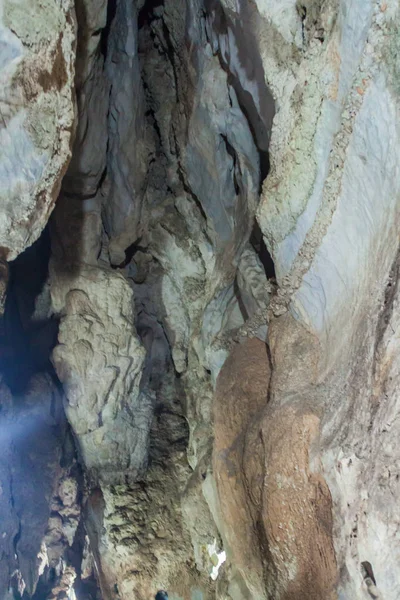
[1,0,400,599]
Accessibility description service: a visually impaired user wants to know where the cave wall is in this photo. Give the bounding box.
[259,2,400,598]
[1,0,400,599]
[0,0,76,260]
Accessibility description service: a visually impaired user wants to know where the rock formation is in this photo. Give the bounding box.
[1,0,400,599]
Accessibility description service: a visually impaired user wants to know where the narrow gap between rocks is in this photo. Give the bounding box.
[138,0,164,29]
[250,220,276,280]
[204,0,275,193]
[100,0,118,58]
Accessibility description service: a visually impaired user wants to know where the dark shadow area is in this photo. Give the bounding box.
[1,226,59,394]
[66,519,100,600]
[132,266,190,465]
[233,276,250,322]
[0,371,68,599]
[250,220,276,280]
[100,0,118,58]
[138,0,164,29]
[361,561,377,586]
[114,238,148,269]
[26,430,90,600]
[204,0,276,192]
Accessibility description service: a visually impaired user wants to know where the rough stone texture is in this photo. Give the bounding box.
[84,457,212,600]
[0,0,76,260]
[213,338,270,600]
[51,264,146,484]
[214,338,337,600]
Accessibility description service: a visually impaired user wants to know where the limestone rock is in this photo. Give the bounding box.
[2,0,400,599]
[51,265,146,484]
[103,0,150,265]
[63,0,109,197]
[255,1,400,597]
[0,0,76,260]
[213,338,270,599]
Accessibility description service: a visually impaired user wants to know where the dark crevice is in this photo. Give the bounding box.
[172,131,208,224]
[62,189,99,201]
[30,568,57,600]
[250,221,276,280]
[298,4,307,47]
[144,100,163,148]
[178,167,208,223]
[138,0,179,102]
[233,277,249,321]
[361,561,377,585]
[138,0,164,29]
[221,134,241,195]
[1,226,59,393]
[160,20,179,100]
[265,341,274,403]
[100,0,118,59]
[114,239,149,269]
[131,261,189,465]
[68,518,100,600]
[370,243,400,423]
[203,2,275,192]
[226,74,271,191]
[98,164,108,191]
[373,244,400,378]
[10,471,21,564]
